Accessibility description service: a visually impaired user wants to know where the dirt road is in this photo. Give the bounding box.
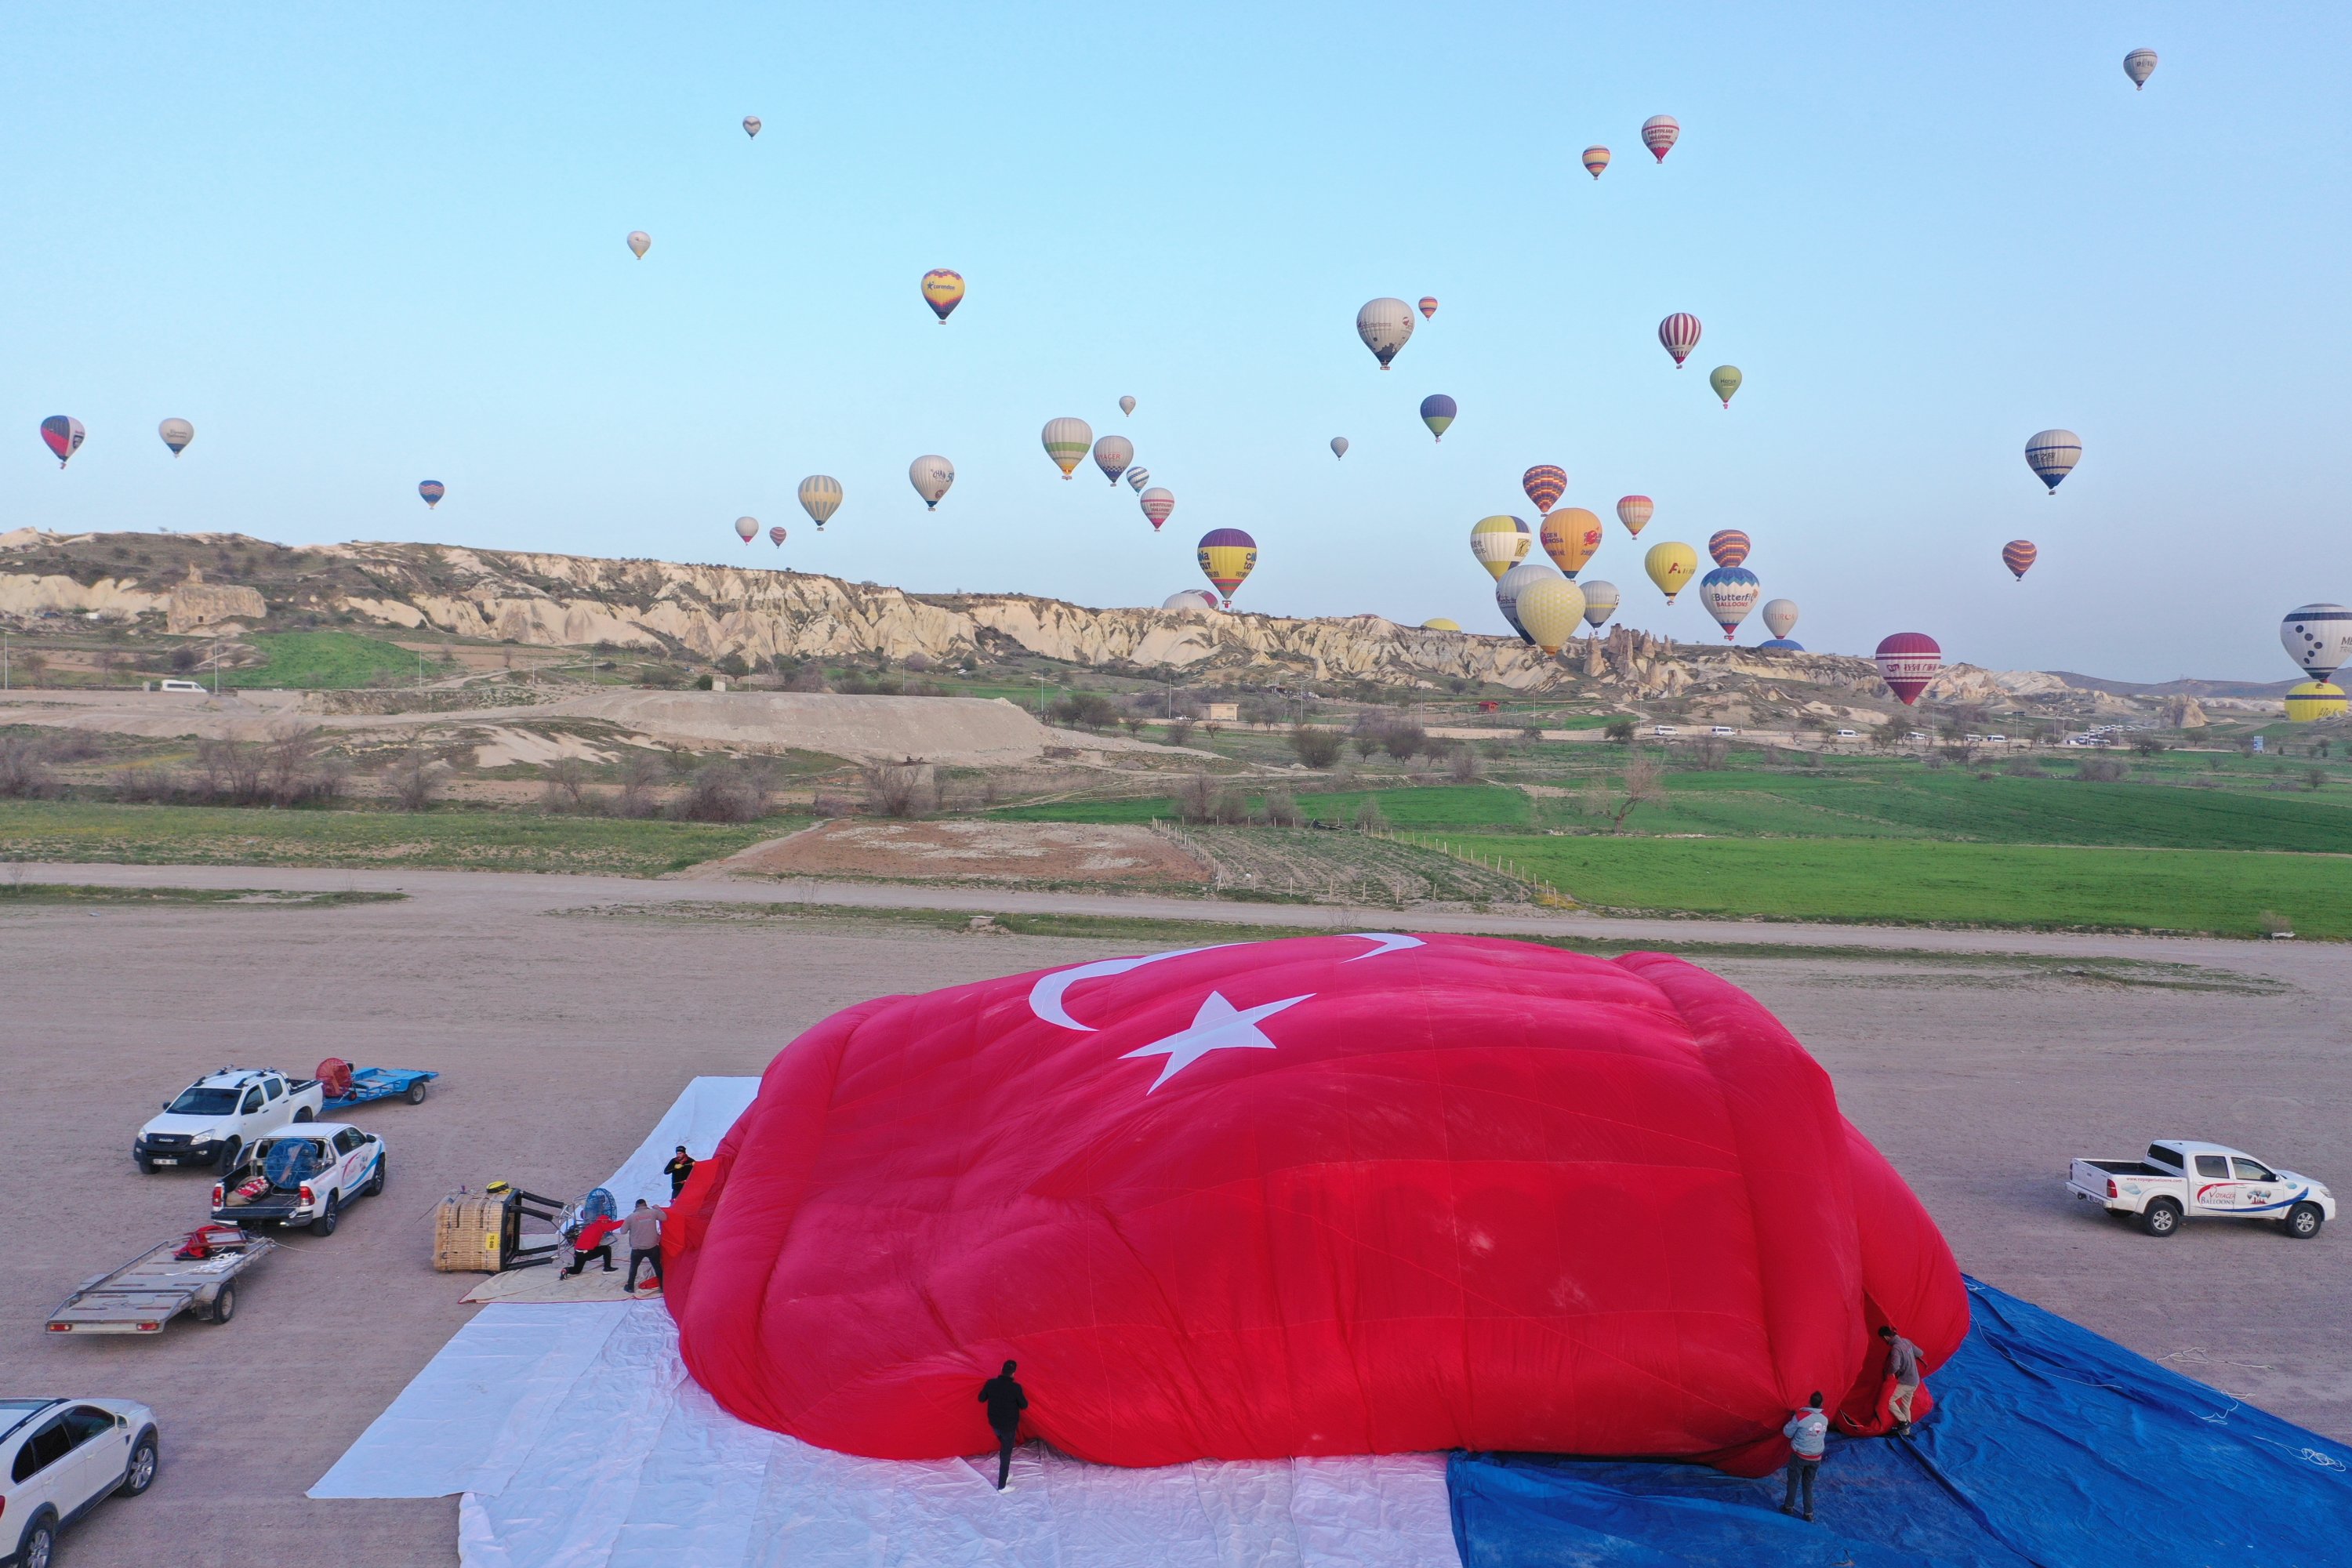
[3,865,2345,1566]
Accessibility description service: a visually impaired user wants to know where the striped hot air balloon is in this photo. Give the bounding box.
[1163,589,1220,613]
[1540,507,1604,579]
[417,479,445,509]
[1420,394,1457,441]
[1641,114,1679,162]
[1418,296,1439,319]
[1581,146,1610,179]
[1616,495,1654,536]
[2002,540,2038,580]
[921,269,965,323]
[799,475,844,529]
[2285,681,2347,722]
[1875,633,1944,706]
[1197,528,1258,608]
[1127,466,1151,492]
[39,416,84,467]
[1697,567,1761,640]
[1708,530,1751,569]
[1579,580,1620,630]
[1658,314,1700,367]
[2025,430,2082,492]
[1469,515,1534,581]
[1521,465,1567,514]
[743,115,762,137]
[1042,417,1093,478]
[1139,487,1176,531]
[2281,604,2352,681]
[768,525,787,547]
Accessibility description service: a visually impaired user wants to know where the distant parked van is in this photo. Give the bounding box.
[1652,725,1677,737]
[158,679,205,692]
[1709,726,1738,737]
[1835,728,1858,739]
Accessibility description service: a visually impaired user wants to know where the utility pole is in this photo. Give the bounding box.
[209,640,220,696]
[3,630,9,691]
[1036,673,1047,717]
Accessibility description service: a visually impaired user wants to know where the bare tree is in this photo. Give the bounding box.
[861,760,934,818]
[1290,724,1342,769]
[541,755,594,814]
[18,652,47,688]
[388,749,447,811]
[675,759,773,822]
[1606,753,1667,831]
[611,751,666,818]
[1165,717,1195,747]
[1447,745,1480,782]
[0,738,55,799]
[97,649,129,688]
[1260,787,1301,827]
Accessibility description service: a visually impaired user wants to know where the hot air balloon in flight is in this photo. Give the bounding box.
[1875,633,1943,706]
[1762,598,1799,641]
[1197,528,1258,608]
[1127,466,1150,491]
[1419,394,1457,441]
[1709,365,1742,408]
[1163,589,1220,613]
[39,416,83,467]
[418,480,445,509]
[1093,434,1134,485]
[799,475,843,530]
[2025,430,2081,492]
[1522,465,1567,514]
[921,269,965,323]
[2002,540,2038,580]
[768,525,787,547]
[1470,515,1534,581]
[743,115,762,137]
[1697,567,1761,640]
[158,419,194,456]
[1516,576,1588,656]
[1330,437,1348,460]
[2285,682,2347,722]
[1579,579,1621,631]
[909,455,955,510]
[626,230,652,259]
[1421,617,1461,632]
[1496,562,1557,643]
[1540,507,1604,579]
[1581,146,1610,179]
[735,516,760,545]
[1043,418,1093,477]
[2280,604,2352,681]
[1356,298,1416,369]
[1418,296,1439,319]
[1708,530,1751,568]
[1119,395,1137,417]
[2124,49,2158,89]
[1617,495,1654,536]
[1644,541,1698,603]
[1642,115,1680,161]
[1139,487,1176,531]
[1658,314,1700,367]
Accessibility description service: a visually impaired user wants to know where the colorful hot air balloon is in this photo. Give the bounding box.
[1658,314,1700,368]
[1356,298,1416,370]
[1708,530,1751,569]
[2124,49,2158,89]
[1330,437,1348,460]
[2280,604,2352,681]
[1496,562,1557,643]
[417,480,445,509]
[2002,540,2038,580]
[2285,681,2347,723]
[1042,418,1093,478]
[1127,466,1151,491]
[158,418,194,456]
[1762,598,1799,641]
[1644,541,1698,603]
[2025,429,2081,492]
[1120,395,1137,417]
[1516,576,1588,656]
[39,416,84,467]
[1617,495,1654,536]
[743,115,762,137]
[626,230,652,259]
[1697,567,1761,641]
[1579,579,1620,630]
[1642,114,1679,162]
[1197,528,1257,608]
[1093,434,1134,485]
[1875,633,1943,706]
[1420,394,1457,441]
[768,525,787,548]
[799,475,844,530]
[1470,515,1534,582]
[1581,146,1610,179]
[735,516,760,545]
[1522,465,1567,514]
[1163,589,1220,613]
[909,455,955,510]
[1421,617,1461,632]
[1540,506,1604,579]
[921,269,965,324]
[1708,365,1742,408]
[1139,487,1176,531]
[1418,296,1439,320]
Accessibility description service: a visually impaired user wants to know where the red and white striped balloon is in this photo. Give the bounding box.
[1874,633,1943,706]
[1641,114,1680,162]
[1658,314,1700,367]
[1616,495,1654,536]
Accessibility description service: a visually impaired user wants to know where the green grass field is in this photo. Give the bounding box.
[223,631,440,689]
[0,800,784,876]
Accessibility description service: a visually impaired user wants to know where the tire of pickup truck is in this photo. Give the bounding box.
[136,1152,155,1173]
[2140,1198,2182,1236]
[2285,1203,2324,1240]
[215,1137,242,1176]
[203,1283,236,1323]
[365,1152,387,1197]
[310,1195,340,1237]
[406,1079,429,1105]
[292,1106,315,1123]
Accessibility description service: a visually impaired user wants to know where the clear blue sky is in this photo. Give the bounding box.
[5,4,2344,681]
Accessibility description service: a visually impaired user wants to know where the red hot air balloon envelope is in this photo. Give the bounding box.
[39,416,85,467]
[1521,464,1567,514]
[1658,313,1700,367]
[1875,633,1944,706]
[662,934,1968,1477]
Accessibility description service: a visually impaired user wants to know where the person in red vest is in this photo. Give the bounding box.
[561,1213,626,1276]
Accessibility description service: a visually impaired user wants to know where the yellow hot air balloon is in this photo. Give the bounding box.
[2285,681,2347,722]
[1421,617,1461,632]
[1469,515,1533,582]
[1644,541,1699,604]
[1708,365,1742,408]
[920,268,965,323]
[1539,506,1604,579]
[1515,576,1588,655]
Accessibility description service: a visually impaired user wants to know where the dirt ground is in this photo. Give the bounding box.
[699,819,1212,886]
[2,867,2347,1567]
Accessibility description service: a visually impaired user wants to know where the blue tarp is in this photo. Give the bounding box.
[1450,1277,2352,1568]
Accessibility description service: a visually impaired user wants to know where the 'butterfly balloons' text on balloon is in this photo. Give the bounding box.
[1875,633,1944,706]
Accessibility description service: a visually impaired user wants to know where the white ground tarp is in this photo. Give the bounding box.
[313,1076,1461,1568]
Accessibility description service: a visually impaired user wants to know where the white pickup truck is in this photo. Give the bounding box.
[210,1123,387,1236]
[2069,1140,2334,1239]
[134,1067,325,1174]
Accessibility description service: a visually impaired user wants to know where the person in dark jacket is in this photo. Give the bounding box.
[978,1360,1028,1492]
[663,1146,697,1200]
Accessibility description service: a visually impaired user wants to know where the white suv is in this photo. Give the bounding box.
[1,1398,158,1568]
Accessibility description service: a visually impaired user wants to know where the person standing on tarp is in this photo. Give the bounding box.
[664,1145,697,1199]
[1780,1392,1828,1523]
[978,1361,1028,1493]
[624,1200,665,1293]
[1881,1324,1926,1436]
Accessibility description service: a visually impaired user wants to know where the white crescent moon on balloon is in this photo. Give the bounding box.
[1029,934,1425,1029]
[1343,932,1425,960]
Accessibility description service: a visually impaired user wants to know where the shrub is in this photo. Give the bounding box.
[1447,745,1480,782]
[694,673,715,691]
[1048,691,1122,731]
[388,749,447,811]
[1353,795,1387,831]
[862,761,935,818]
[1176,772,1218,823]
[1260,787,1300,827]
[1290,724,1342,769]
[610,751,667,818]
[1166,717,1196,747]
[2003,757,2045,778]
[1380,723,1426,762]
[540,756,595,815]
[1603,718,1635,744]
[2074,757,2129,782]
[787,664,828,692]
[115,764,180,803]
[0,738,55,799]
[673,760,771,823]
[169,645,200,672]
[717,653,750,678]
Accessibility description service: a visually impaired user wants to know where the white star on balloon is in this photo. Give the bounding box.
[1121,989,1313,1092]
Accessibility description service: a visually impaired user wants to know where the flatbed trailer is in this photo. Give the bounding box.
[45,1229,279,1335]
[322,1066,437,1110]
